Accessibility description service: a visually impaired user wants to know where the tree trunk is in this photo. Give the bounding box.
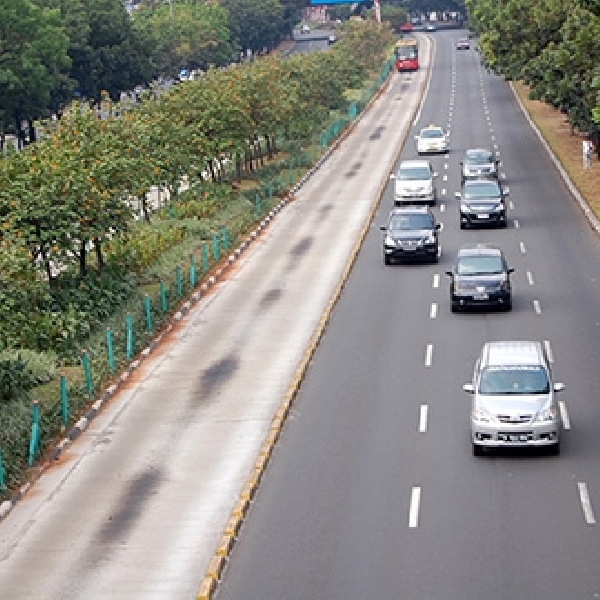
[79,240,87,277]
[94,237,105,269]
[266,134,273,159]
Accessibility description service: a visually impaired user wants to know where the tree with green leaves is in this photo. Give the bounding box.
[0,0,70,138]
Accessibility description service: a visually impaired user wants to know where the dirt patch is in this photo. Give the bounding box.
[513,82,600,218]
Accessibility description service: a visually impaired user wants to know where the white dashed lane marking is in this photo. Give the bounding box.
[419,405,429,432]
[409,487,422,528]
[543,339,553,362]
[433,274,440,288]
[578,483,597,525]
[425,343,433,367]
[520,241,527,254]
[430,303,437,319]
[527,271,535,286]
[533,299,541,314]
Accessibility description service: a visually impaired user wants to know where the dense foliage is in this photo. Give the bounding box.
[465,0,600,134]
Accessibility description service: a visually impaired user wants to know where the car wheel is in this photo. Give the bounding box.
[503,299,512,312]
[460,221,467,230]
[473,443,484,457]
[549,442,560,456]
[384,255,391,266]
[451,302,460,313]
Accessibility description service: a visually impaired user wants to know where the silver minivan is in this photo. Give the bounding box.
[389,159,438,206]
[463,341,565,456]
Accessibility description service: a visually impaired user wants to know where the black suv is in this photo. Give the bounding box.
[455,179,509,229]
[445,244,514,312]
[380,206,441,265]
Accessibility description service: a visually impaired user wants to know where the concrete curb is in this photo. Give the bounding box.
[509,82,600,235]
[195,39,433,600]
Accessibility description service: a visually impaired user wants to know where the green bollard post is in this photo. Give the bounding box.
[220,226,229,250]
[279,173,284,191]
[202,243,209,273]
[0,449,5,490]
[160,281,168,312]
[212,233,220,261]
[81,350,93,397]
[289,164,294,184]
[175,265,183,298]
[190,254,197,287]
[126,315,134,360]
[106,328,115,373]
[144,295,153,332]
[28,401,41,466]
[60,374,69,427]
[254,194,261,217]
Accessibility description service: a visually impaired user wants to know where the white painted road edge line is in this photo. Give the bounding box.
[425,343,433,367]
[419,405,429,433]
[558,400,570,430]
[578,482,597,525]
[409,486,421,528]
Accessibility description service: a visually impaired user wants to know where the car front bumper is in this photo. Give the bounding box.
[395,192,436,205]
[472,420,560,449]
[451,290,511,309]
[460,210,506,227]
[384,243,438,262]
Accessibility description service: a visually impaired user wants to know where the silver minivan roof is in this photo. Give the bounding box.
[481,341,544,367]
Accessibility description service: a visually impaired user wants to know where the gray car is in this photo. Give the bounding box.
[390,159,438,206]
[464,341,565,456]
[460,148,499,184]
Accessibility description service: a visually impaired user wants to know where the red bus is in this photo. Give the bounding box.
[395,38,419,72]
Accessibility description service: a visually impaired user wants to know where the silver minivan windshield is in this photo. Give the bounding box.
[398,167,431,180]
[479,366,550,395]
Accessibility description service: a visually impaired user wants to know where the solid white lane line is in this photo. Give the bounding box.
[433,274,440,288]
[543,339,553,362]
[425,343,433,367]
[430,303,437,319]
[578,482,596,525]
[559,401,570,430]
[533,299,541,314]
[409,486,421,528]
[520,241,527,254]
[419,405,429,432]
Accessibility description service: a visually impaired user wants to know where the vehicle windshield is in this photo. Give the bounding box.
[389,214,433,230]
[420,128,444,139]
[398,167,431,180]
[463,182,500,198]
[465,151,493,165]
[479,366,550,395]
[457,255,504,275]
[396,47,417,59]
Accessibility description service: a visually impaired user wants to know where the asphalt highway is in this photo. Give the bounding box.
[215,31,600,599]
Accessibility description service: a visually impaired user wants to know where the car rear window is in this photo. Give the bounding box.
[479,366,550,395]
[420,129,443,139]
[465,152,493,164]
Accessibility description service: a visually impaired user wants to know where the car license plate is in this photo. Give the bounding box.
[477,213,489,219]
[473,293,488,300]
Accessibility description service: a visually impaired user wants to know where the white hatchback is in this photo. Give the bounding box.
[415,124,449,154]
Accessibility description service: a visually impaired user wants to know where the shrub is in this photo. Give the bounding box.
[0,357,36,404]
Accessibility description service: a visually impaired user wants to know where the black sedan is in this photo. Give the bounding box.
[455,179,509,229]
[445,244,514,312]
[380,206,441,265]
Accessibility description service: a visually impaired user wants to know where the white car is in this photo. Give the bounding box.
[389,159,438,206]
[415,125,449,155]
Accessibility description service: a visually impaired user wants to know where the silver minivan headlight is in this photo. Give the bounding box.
[472,407,494,423]
[534,406,558,422]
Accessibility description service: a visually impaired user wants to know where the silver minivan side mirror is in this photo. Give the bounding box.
[454,191,462,198]
[503,186,510,195]
[463,383,475,393]
[389,173,396,180]
[553,382,566,392]
[414,135,419,140]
